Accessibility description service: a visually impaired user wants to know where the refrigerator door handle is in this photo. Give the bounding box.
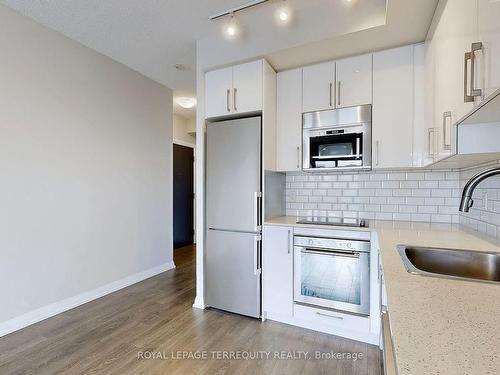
[254,235,262,275]
[254,192,262,232]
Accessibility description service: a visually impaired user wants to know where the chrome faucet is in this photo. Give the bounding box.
[459,167,500,212]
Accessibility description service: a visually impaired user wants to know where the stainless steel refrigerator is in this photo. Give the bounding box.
[206,116,262,318]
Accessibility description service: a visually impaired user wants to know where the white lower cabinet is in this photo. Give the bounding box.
[262,225,293,320]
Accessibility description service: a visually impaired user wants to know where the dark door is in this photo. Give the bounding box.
[173,144,194,249]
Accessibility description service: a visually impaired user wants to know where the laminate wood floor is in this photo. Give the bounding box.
[0,245,380,375]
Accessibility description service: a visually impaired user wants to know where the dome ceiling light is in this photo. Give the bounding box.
[175,97,197,109]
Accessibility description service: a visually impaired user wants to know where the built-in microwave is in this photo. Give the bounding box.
[302,105,372,171]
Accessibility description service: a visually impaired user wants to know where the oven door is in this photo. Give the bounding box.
[294,243,370,315]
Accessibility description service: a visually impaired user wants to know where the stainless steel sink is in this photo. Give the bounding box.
[397,245,500,284]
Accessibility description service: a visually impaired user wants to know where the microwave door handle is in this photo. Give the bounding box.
[356,137,360,157]
[301,248,360,258]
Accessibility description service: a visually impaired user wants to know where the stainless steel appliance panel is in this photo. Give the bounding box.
[206,117,261,232]
[206,229,261,318]
[303,104,372,130]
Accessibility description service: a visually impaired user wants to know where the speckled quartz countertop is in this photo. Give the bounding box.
[264,216,500,375]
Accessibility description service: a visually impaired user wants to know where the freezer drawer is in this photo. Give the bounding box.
[206,229,261,318]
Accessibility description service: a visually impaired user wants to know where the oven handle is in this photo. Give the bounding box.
[300,248,360,258]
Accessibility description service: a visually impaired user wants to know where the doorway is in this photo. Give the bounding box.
[173,143,194,249]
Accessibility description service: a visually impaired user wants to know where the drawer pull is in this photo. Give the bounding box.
[316,312,343,320]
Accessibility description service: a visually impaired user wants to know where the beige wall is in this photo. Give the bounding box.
[0,5,173,333]
[173,114,196,146]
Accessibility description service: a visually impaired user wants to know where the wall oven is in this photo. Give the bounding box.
[303,104,372,171]
[294,235,370,315]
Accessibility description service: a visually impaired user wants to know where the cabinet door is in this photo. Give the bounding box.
[205,67,233,118]
[302,61,335,113]
[232,60,263,114]
[432,0,477,160]
[262,225,293,319]
[336,54,372,108]
[412,43,432,167]
[477,0,500,99]
[372,46,414,169]
[277,69,302,171]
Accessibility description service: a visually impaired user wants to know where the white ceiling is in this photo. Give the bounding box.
[0,0,438,119]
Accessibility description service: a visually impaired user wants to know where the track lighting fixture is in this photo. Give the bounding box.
[223,13,240,40]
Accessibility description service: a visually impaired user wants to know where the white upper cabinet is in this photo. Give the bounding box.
[430,0,477,161]
[372,46,415,169]
[276,68,302,171]
[336,54,372,108]
[233,60,263,115]
[204,60,263,118]
[262,225,293,320]
[477,0,500,99]
[413,43,436,167]
[302,55,372,114]
[205,67,233,119]
[302,61,335,113]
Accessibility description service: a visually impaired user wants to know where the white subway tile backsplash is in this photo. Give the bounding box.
[438,180,459,189]
[419,180,439,189]
[370,174,388,181]
[387,197,405,204]
[388,173,406,180]
[431,189,452,197]
[400,181,419,189]
[418,206,438,214]
[382,181,400,189]
[412,189,431,197]
[425,171,445,180]
[286,168,462,224]
[406,172,425,180]
[406,197,425,205]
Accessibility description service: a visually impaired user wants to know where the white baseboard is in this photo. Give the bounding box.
[0,261,175,338]
[192,295,205,309]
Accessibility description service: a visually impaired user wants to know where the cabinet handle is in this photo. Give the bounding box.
[287,229,291,254]
[226,89,231,112]
[464,42,483,103]
[316,312,343,320]
[337,81,341,106]
[375,140,380,166]
[233,88,237,111]
[329,82,333,107]
[254,235,262,275]
[427,128,435,158]
[254,192,262,232]
[296,146,300,170]
[442,111,452,150]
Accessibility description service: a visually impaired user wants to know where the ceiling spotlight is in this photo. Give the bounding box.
[224,13,239,39]
[276,0,292,24]
[175,97,196,109]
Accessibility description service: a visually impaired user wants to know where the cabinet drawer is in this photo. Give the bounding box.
[294,303,370,332]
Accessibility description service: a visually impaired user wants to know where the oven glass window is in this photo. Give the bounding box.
[300,251,361,305]
[319,143,353,156]
[309,133,363,169]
